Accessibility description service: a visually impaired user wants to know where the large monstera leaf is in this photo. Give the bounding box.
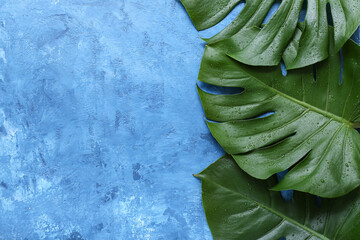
[198,38,360,198]
[181,0,360,69]
[196,154,360,240]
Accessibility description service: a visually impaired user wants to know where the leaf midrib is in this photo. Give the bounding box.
[233,62,356,128]
[200,176,330,240]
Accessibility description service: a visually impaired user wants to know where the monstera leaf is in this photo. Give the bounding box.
[181,0,360,69]
[196,154,360,240]
[198,38,360,198]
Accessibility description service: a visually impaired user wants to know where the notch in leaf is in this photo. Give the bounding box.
[198,38,360,198]
[181,0,360,69]
[196,154,360,240]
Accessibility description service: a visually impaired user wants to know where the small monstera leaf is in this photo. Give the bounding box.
[198,38,360,198]
[196,154,360,240]
[181,0,360,69]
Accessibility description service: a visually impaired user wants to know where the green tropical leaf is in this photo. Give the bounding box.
[181,0,360,69]
[196,154,360,240]
[198,38,360,198]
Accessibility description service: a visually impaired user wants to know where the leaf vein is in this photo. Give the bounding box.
[206,180,330,240]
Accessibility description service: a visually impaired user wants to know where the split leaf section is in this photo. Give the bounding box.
[198,39,360,197]
[196,154,360,240]
[181,0,360,69]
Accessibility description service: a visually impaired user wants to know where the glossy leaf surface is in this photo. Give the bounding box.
[198,39,360,197]
[181,0,360,69]
[196,154,360,240]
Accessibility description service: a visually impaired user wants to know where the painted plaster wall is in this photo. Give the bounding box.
[0,0,223,239]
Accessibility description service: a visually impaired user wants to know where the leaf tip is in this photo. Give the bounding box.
[193,173,202,179]
[199,36,209,43]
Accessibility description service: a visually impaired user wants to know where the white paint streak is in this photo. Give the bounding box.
[0,48,6,63]
[0,197,14,211]
[34,214,61,239]
[37,178,52,192]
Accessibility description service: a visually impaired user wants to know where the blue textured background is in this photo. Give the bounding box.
[0,0,224,239]
[0,1,359,239]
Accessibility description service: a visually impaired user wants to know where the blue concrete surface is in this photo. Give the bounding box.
[0,1,359,239]
[0,0,224,239]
